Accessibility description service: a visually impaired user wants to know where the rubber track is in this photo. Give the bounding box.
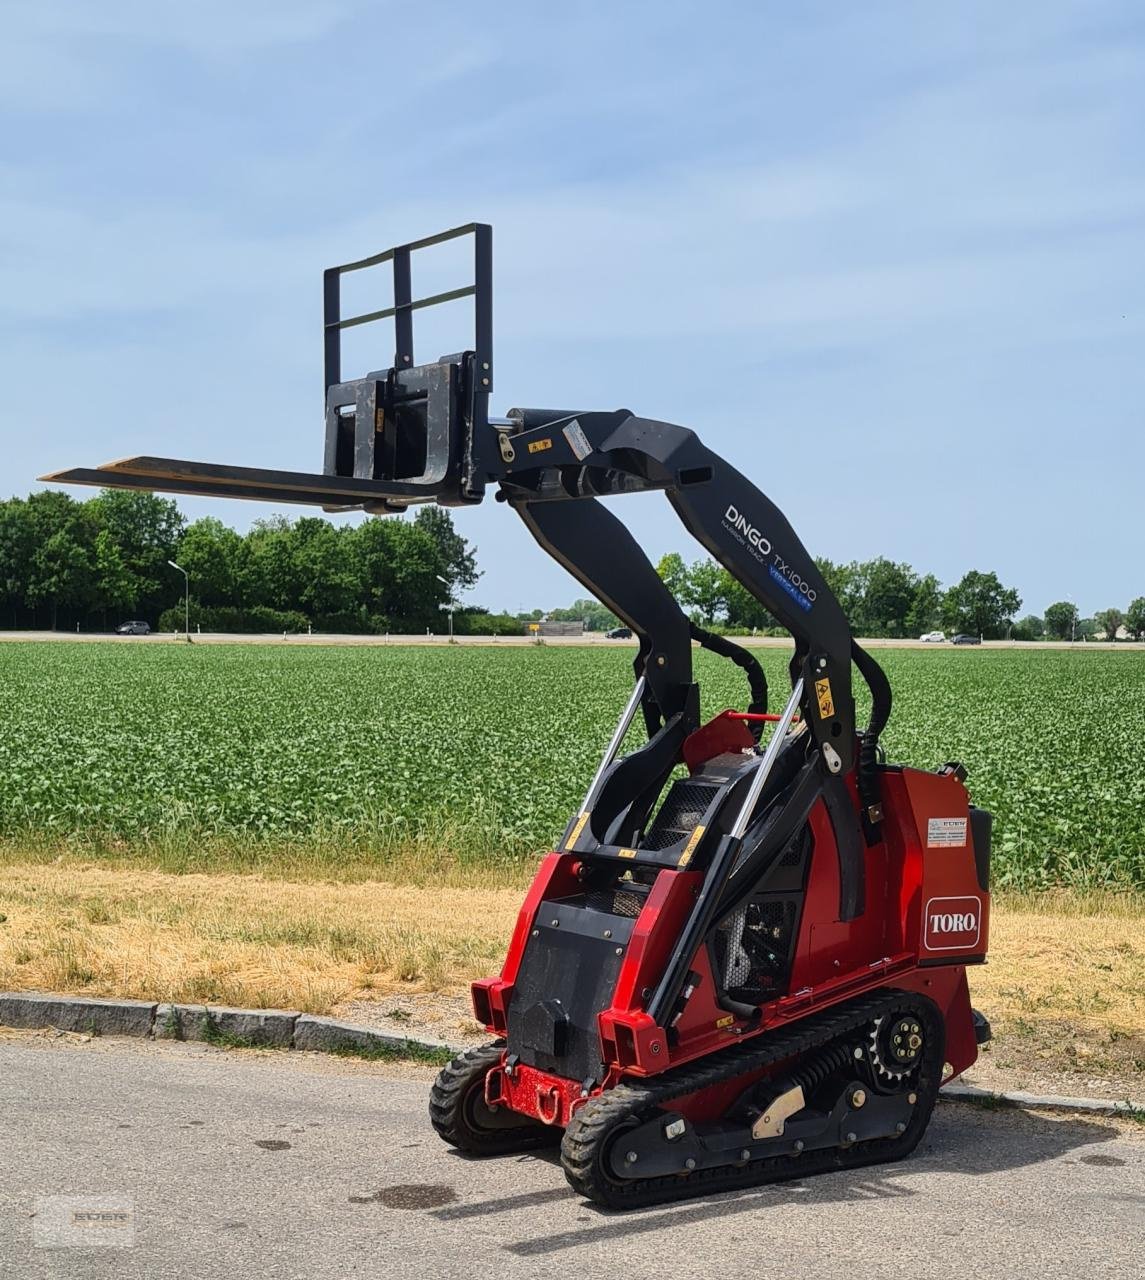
[429,1042,558,1155]
[560,989,943,1208]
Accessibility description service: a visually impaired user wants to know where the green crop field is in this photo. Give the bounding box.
[0,642,1141,890]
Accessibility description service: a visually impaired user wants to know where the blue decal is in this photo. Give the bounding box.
[769,565,813,611]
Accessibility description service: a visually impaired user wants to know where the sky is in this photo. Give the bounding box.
[2,1,1142,618]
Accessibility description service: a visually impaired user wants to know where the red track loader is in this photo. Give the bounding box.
[46,223,991,1208]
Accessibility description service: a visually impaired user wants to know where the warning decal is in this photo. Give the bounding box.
[562,419,592,461]
[926,817,968,848]
[677,824,706,867]
[566,811,590,848]
[814,677,835,720]
[527,437,553,454]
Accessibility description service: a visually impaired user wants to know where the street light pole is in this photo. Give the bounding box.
[168,560,190,641]
[436,574,455,641]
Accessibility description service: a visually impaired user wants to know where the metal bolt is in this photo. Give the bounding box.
[551,919,559,927]
[845,1132,857,1144]
[481,377,490,386]
[762,1114,771,1124]
[792,1140,804,1153]
[850,1089,867,1109]
[907,1092,918,1105]
[615,947,623,956]
[740,1149,751,1162]
[531,929,538,937]
[603,929,612,939]
[896,1122,907,1134]
[625,1150,638,1164]
[853,1047,863,1060]
[482,362,490,371]
[650,1041,662,1054]
[657,655,666,666]
[684,1158,697,1171]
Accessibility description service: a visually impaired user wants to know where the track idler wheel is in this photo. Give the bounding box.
[429,1043,558,1155]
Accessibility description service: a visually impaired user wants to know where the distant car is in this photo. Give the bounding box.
[951,633,981,645]
[605,626,633,639]
[114,621,151,636]
[919,631,945,643]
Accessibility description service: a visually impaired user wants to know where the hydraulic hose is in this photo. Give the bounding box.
[690,623,768,739]
[850,639,892,829]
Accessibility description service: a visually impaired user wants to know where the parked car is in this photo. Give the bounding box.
[604,626,633,639]
[919,630,945,643]
[951,633,981,645]
[114,621,151,636]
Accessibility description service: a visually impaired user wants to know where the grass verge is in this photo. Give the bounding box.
[0,851,1140,1091]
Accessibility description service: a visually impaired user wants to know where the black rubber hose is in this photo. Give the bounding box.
[850,640,892,826]
[690,623,768,739]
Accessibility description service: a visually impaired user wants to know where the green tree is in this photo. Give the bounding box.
[1126,597,1145,641]
[655,552,692,602]
[1011,614,1045,641]
[352,517,448,627]
[1043,600,1079,640]
[290,518,361,617]
[1095,607,1124,642]
[89,490,184,618]
[414,506,479,593]
[687,559,728,624]
[906,574,944,636]
[942,570,1021,639]
[28,529,94,628]
[852,558,919,637]
[177,518,244,607]
[0,498,35,625]
[92,529,137,622]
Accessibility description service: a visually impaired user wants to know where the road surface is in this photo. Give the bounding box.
[1,1031,1140,1279]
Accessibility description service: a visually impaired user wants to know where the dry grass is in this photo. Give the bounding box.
[0,860,1141,1044]
[0,862,519,1013]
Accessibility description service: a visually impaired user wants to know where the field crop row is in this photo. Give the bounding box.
[0,642,1140,890]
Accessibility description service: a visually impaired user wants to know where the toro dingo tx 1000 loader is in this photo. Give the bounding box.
[47,223,992,1208]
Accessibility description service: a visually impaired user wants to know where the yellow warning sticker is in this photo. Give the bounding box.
[618,847,637,859]
[677,824,706,867]
[815,677,835,720]
[715,1015,735,1029]
[566,811,590,849]
[527,437,553,454]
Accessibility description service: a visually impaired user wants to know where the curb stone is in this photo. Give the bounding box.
[942,1082,1140,1116]
[0,992,156,1038]
[293,1014,454,1056]
[155,1004,299,1048]
[0,992,1139,1115]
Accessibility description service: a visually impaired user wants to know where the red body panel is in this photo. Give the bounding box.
[470,736,990,1131]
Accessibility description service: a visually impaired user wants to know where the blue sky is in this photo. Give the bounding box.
[3,1,1142,617]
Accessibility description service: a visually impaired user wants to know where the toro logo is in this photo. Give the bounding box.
[923,896,982,951]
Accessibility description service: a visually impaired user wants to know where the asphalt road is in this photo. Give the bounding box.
[1,1033,1141,1280]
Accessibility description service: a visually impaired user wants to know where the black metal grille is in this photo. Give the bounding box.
[641,781,719,851]
[712,896,800,999]
[585,888,647,919]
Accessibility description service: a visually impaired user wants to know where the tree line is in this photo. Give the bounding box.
[3,488,1141,640]
[653,552,1145,641]
[0,490,482,634]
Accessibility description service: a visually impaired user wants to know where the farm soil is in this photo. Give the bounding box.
[0,861,1140,1102]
